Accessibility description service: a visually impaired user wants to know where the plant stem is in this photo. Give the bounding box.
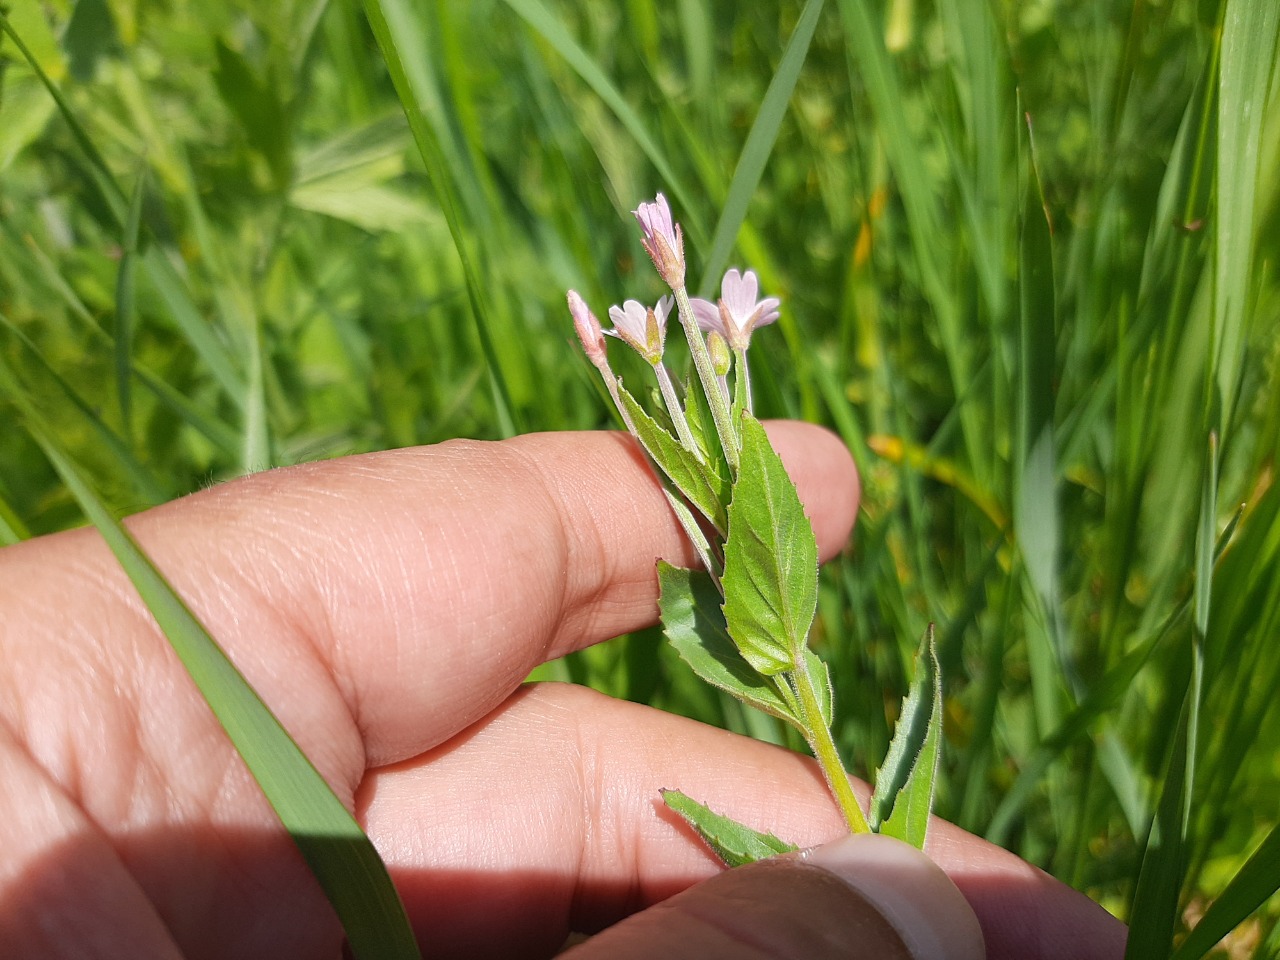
[673,285,739,472]
[733,346,753,417]
[654,362,699,454]
[794,658,870,834]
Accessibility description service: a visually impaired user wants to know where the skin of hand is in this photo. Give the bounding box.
[0,424,1128,960]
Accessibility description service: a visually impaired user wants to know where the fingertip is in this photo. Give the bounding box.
[805,833,985,960]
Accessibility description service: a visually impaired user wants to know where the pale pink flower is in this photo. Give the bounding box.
[690,268,781,351]
[607,295,673,365]
[633,194,685,287]
[567,290,608,370]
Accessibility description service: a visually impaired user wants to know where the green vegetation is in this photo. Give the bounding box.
[2,0,1278,955]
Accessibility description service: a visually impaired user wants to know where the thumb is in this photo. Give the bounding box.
[564,833,985,960]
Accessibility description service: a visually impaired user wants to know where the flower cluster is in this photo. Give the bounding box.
[565,194,892,847]
[568,193,782,477]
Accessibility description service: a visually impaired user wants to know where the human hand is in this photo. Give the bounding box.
[0,425,1126,958]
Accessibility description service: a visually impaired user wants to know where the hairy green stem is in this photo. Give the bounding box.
[673,286,739,472]
[654,362,699,454]
[794,659,870,835]
[733,346,753,418]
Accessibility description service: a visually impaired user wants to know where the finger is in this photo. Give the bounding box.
[359,683,1126,960]
[563,834,983,960]
[1,424,858,775]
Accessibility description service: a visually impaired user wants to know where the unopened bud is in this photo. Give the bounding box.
[707,331,732,377]
[645,307,664,363]
[568,289,608,369]
[634,194,687,289]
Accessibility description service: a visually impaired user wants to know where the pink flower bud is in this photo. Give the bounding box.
[568,289,608,369]
[633,193,686,288]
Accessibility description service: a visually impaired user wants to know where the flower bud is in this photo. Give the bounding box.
[707,331,732,377]
[633,193,686,289]
[568,289,608,370]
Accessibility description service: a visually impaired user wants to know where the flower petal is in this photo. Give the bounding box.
[690,297,726,336]
[721,268,761,323]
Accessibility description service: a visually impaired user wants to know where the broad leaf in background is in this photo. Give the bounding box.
[869,627,942,849]
[721,412,819,675]
[619,384,729,532]
[658,562,801,727]
[661,789,798,867]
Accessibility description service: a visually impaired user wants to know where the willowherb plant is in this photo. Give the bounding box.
[569,193,943,864]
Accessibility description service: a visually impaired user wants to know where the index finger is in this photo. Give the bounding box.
[2,424,858,773]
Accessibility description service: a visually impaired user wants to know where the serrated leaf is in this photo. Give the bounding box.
[869,626,942,849]
[619,382,729,532]
[721,411,819,675]
[658,563,801,727]
[661,789,798,867]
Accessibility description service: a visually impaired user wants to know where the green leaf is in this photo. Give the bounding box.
[213,39,293,191]
[661,789,798,867]
[619,383,729,532]
[658,563,801,728]
[1170,821,1280,960]
[721,411,819,675]
[18,415,420,960]
[63,0,118,82]
[870,626,942,849]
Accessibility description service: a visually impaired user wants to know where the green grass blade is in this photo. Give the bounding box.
[0,317,168,505]
[498,0,705,244]
[114,163,145,441]
[24,422,420,960]
[10,232,240,456]
[0,11,246,405]
[698,0,825,296]
[1214,0,1279,424]
[364,0,521,436]
[1172,822,1280,960]
[1123,688,1194,960]
[0,488,31,544]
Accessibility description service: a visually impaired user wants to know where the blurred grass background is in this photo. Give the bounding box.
[2,0,1278,955]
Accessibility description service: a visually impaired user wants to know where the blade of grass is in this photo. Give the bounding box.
[364,0,521,436]
[0,11,247,406]
[114,162,145,442]
[21,415,420,960]
[697,0,825,297]
[0,317,168,504]
[498,0,706,245]
[1123,435,1216,956]
[1172,822,1280,960]
[1214,0,1279,425]
[0,488,31,544]
[11,230,240,456]
[1123,685,1194,959]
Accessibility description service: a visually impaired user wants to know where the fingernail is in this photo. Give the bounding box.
[803,833,985,960]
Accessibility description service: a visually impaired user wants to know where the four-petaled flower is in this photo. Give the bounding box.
[634,194,685,288]
[691,268,781,352]
[607,295,673,365]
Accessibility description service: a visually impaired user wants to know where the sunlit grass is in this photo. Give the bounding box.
[2,0,1278,955]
